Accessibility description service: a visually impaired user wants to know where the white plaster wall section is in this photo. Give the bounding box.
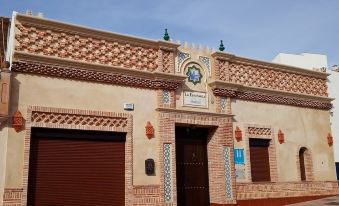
[328,69,339,162]
[272,53,327,70]
[0,127,9,206]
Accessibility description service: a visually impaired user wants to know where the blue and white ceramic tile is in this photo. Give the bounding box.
[224,146,233,199]
[220,97,226,111]
[163,90,170,104]
[163,144,172,202]
[199,56,211,76]
[177,52,190,72]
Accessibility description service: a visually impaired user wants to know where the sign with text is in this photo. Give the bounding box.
[183,91,207,107]
[234,149,245,164]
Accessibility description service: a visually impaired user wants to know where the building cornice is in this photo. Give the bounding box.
[211,87,332,110]
[211,51,328,79]
[209,80,333,103]
[15,13,180,50]
[13,51,187,83]
[11,60,184,91]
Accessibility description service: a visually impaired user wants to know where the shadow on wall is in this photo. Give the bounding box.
[6,74,20,131]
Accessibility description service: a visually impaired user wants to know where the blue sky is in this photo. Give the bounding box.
[1,0,339,67]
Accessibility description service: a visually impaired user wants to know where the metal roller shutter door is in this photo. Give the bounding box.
[28,128,125,206]
[249,138,271,182]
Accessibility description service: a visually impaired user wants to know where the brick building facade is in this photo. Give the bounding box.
[0,12,338,205]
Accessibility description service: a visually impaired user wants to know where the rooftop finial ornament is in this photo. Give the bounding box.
[219,40,225,51]
[163,29,170,41]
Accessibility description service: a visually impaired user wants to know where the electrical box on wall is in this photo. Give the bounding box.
[145,159,155,175]
[123,103,134,111]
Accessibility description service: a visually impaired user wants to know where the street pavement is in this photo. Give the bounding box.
[288,196,339,206]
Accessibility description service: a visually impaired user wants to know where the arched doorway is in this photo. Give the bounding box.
[299,147,307,181]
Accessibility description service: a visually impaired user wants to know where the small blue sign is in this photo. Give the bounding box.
[234,149,244,164]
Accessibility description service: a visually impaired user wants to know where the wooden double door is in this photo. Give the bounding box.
[175,126,210,206]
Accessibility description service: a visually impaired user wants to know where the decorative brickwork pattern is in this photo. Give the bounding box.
[22,106,133,206]
[212,88,332,110]
[31,111,128,130]
[3,188,23,206]
[215,62,328,97]
[248,127,272,136]
[236,181,339,200]
[223,147,233,199]
[157,109,236,205]
[163,144,173,203]
[157,90,176,109]
[214,59,229,81]
[15,23,159,71]
[162,51,174,73]
[133,185,160,205]
[12,61,181,90]
[213,88,237,97]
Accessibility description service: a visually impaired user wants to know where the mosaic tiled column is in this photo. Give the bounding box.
[224,146,233,200]
[163,144,172,203]
[220,97,226,113]
[163,90,170,104]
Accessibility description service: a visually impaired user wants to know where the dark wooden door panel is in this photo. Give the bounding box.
[28,128,126,206]
[175,127,210,206]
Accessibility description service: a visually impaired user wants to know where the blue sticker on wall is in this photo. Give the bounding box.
[234,149,244,164]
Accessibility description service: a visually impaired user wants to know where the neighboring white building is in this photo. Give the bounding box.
[273,53,339,180]
[272,53,328,70]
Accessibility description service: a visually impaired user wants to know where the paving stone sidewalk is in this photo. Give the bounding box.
[288,196,339,206]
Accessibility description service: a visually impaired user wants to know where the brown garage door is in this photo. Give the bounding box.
[249,138,271,182]
[28,128,126,206]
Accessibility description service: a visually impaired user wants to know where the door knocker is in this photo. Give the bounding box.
[192,152,196,161]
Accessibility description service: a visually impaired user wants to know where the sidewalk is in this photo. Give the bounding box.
[288,196,339,206]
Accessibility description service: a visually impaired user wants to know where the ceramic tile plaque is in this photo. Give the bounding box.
[183,91,207,107]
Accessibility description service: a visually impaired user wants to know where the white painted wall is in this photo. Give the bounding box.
[272,53,339,163]
[272,53,327,69]
[328,69,339,163]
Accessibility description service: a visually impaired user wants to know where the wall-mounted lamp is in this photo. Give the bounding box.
[145,121,154,139]
[234,126,242,142]
[278,129,284,144]
[12,111,24,132]
[327,133,333,146]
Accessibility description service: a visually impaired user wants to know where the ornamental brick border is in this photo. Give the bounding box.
[11,61,181,91]
[19,106,133,206]
[243,124,278,183]
[157,108,236,205]
[212,88,332,110]
[3,188,22,206]
[236,181,339,199]
[133,185,161,205]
